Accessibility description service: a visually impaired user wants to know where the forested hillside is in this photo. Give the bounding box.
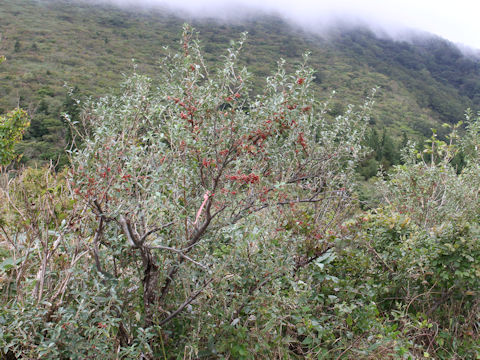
[1,0,480,167]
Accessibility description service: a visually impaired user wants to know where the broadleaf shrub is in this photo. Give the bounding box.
[1,26,479,359]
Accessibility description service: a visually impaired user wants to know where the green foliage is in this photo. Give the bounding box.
[2,0,480,165]
[358,127,404,179]
[0,54,30,166]
[343,210,480,359]
[1,27,376,358]
[1,21,480,360]
[0,108,29,166]
[351,115,480,358]
[13,40,21,53]
[377,120,480,227]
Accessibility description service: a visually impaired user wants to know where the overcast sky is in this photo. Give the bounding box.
[104,0,480,50]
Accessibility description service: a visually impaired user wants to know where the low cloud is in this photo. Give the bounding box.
[86,0,480,49]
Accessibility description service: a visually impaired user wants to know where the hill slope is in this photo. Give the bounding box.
[1,0,480,165]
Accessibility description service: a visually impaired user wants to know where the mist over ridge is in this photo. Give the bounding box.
[78,0,480,51]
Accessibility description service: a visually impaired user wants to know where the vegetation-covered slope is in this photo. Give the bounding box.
[1,0,480,166]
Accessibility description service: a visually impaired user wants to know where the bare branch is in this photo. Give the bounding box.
[92,216,105,274]
[139,221,174,243]
[149,243,208,270]
[118,215,141,248]
[159,278,214,327]
[159,215,212,301]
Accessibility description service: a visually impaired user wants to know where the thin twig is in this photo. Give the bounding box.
[92,216,104,274]
[159,278,214,326]
[335,335,364,360]
[139,222,174,243]
[149,244,208,270]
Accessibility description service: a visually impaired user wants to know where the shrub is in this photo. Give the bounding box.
[3,25,480,360]
[0,25,374,358]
